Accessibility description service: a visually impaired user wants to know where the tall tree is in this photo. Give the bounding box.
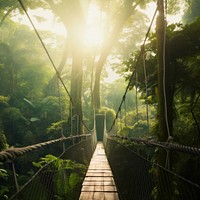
[93,0,150,109]
[46,0,92,134]
[156,0,178,198]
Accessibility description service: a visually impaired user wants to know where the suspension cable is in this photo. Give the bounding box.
[17,0,90,132]
[162,0,171,138]
[108,3,158,132]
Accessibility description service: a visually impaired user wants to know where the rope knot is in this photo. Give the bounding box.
[166,135,173,143]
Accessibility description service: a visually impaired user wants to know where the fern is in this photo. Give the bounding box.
[32,155,86,199]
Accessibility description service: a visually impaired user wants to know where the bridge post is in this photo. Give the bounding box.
[95,114,105,141]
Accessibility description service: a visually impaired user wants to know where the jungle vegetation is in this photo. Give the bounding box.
[0,0,200,199]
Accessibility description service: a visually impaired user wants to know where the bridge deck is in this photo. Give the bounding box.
[79,142,119,200]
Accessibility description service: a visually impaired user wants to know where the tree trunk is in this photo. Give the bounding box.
[93,1,136,109]
[156,0,174,147]
[45,39,69,96]
[48,0,92,134]
[156,0,174,199]
[157,0,168,142]
[70,36,83,135]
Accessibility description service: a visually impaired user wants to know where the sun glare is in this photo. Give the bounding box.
[14,5,104,48]
[84,5,104,48]
[144,2,183,24]
[13,8,67,37]
[145,2,157,20]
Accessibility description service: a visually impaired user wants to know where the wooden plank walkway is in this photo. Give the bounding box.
[79,142,119,200]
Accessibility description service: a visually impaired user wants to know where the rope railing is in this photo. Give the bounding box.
[1,131,97,199]
[104,133,200,200]
[0,134,91,162]
[109,134,200,156]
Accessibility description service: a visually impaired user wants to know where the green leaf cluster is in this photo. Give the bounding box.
[33,154,86,199]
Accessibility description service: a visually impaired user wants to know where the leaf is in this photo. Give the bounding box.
[69,173,80,189]
[30,117,40,122]
[0,168,8,179]
[23,98,35,107]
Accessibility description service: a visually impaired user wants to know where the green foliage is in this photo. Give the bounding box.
[1,107,30,145]
[1,107,28,123]
[116,104,156,137]
[183,0,200,23]
[0,131,8,150]
[103,78,141,112]
[0,4,73,199]
[123,18,200,142]
[47,120,67,139]
[33,155,86,199]
[118,120,149,137]
[0,96,9,111]
[97,107,116,130]
[0,165,8,179]
[0,162,9,198]
[33,154,85,171]
[173,102,200,145]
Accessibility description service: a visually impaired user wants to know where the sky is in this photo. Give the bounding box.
[13,2,184,37]
[145,2,184,25]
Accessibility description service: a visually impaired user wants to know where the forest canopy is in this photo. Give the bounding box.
[0,0,199,147]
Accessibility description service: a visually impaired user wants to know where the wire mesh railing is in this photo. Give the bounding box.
[104,135,200,200]
[1,132,97,200]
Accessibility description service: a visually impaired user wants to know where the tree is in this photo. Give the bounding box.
[182,0,200,23]
[93,0,151,109]
[44,0,92,134]
[123,6,200,199]
[1,107,29,146]
[0,0,45,26]
[103,78,139,112]
[0,17,67,145]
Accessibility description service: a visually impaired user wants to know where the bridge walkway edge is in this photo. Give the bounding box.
[79,142,119,200]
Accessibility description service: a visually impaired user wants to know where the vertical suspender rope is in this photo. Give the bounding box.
[162,0,171,139]
[70,101,74,145]
[163,0,171,170]
[115,119,117,135]
[77,115,79,134]
[135,69,139,123]
[120,108,122,132]
[57,78,65,152]
[124,98,127,127]
[12,162,19,193]
[142,52,150,134]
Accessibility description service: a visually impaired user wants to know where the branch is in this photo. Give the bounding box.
[0,7,16,27]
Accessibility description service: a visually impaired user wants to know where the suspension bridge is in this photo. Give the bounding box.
[1,0,200,199]
[1,114,200,200]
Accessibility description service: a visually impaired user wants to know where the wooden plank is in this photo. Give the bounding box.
[81,185,117,192]
[79,142,119,200]
[82,181,115,186]
[86,172,113,177]
[79,192,119,200]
